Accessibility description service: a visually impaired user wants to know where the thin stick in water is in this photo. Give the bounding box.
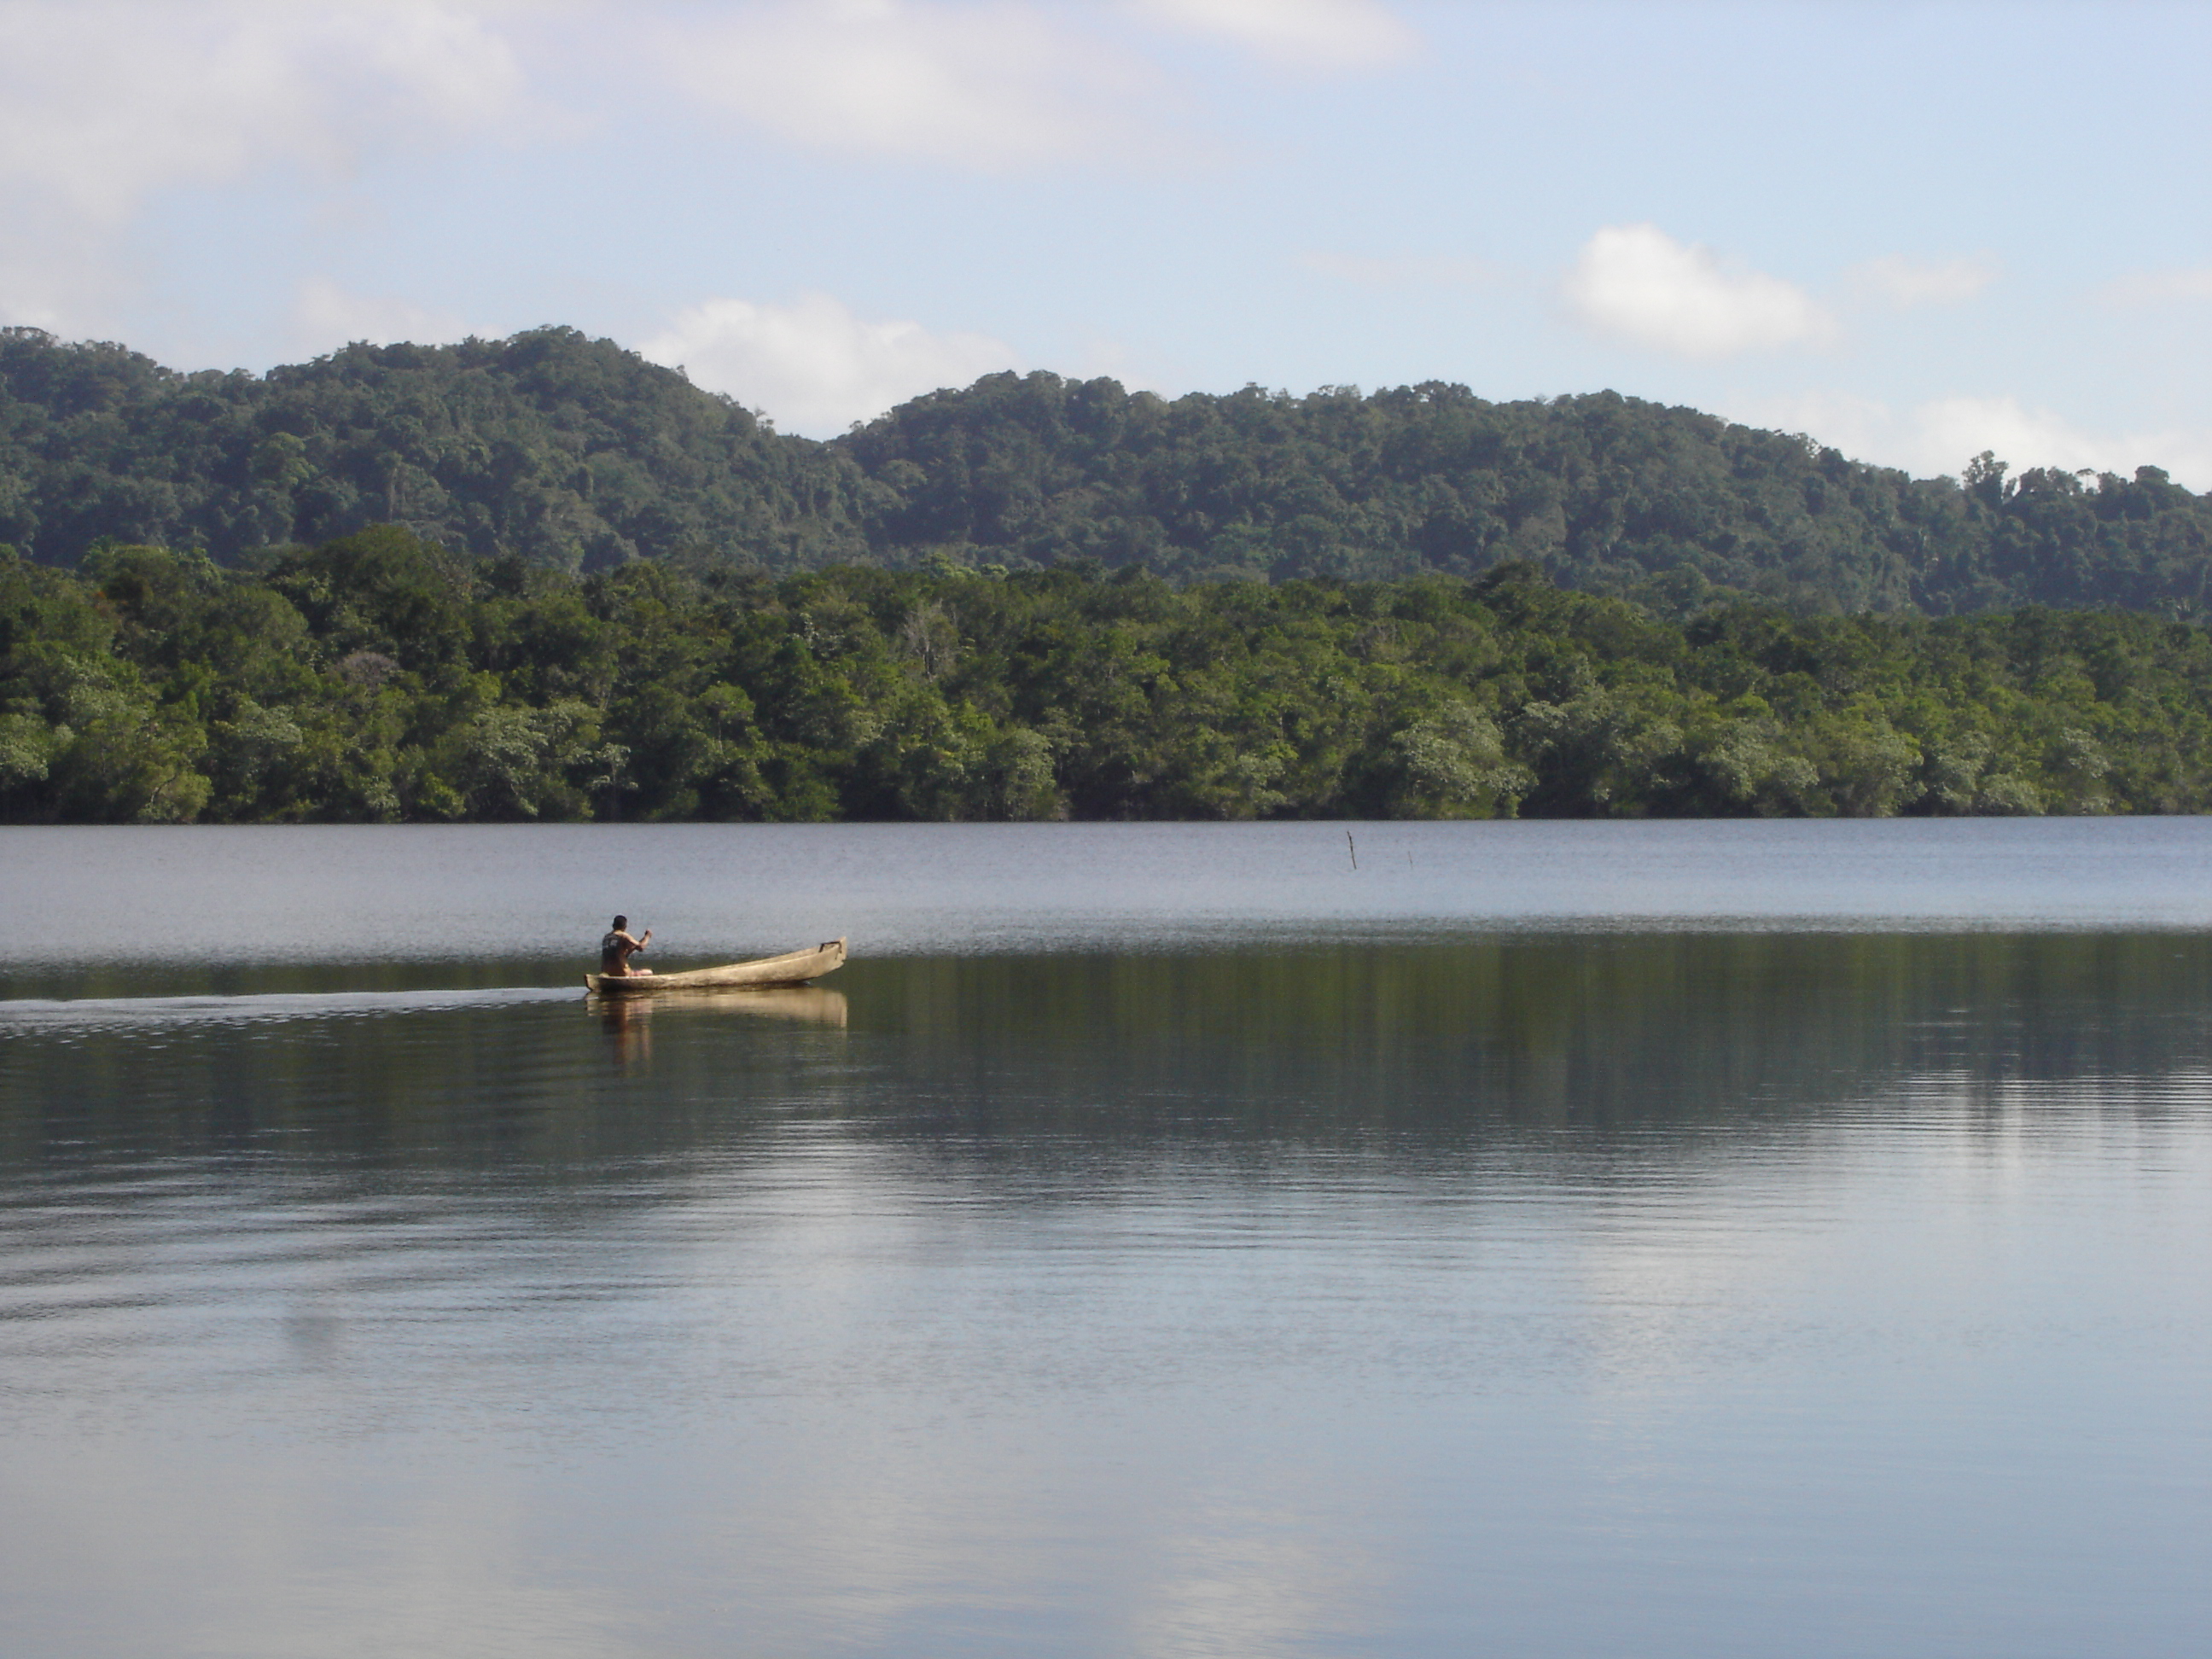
[1347,830,1358,870]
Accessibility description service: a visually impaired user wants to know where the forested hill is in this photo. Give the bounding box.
[0,324,869,576]
[4,323,2210,616]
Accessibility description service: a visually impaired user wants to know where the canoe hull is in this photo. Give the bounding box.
[585,938,847,996]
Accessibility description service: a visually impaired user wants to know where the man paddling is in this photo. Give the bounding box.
[600,915,653,977]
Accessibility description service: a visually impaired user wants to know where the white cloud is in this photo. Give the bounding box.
[0,1,532,336]
[1563,223,1834,358]
[0,2,527,221]
[1732,389,2212,491]
[1126,0,1416,69]
[658,0,1411,168]
[659,0,1169,171]
[2098,265,2212,306]
[1909,395,2212,487]
[288,276,470,357]
[639,291,1021,434]
[1848,253,1997,310]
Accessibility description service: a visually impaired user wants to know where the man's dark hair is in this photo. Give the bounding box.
[612,915,627,929]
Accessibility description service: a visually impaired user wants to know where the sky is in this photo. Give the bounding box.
[3,0,2210,485]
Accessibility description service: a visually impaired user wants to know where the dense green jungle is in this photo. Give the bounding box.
[4,323,2209,612]
[7,527,2212,824]
[8,323,2212,824]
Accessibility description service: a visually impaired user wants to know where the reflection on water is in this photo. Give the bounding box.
[596,990,654,1068]
[4,906,2212,1654]
[10,933,2211,1167]
[591,983,851,1027]
[591,986,848,1068]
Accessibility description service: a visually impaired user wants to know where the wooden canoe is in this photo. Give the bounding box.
[585,937,847,996]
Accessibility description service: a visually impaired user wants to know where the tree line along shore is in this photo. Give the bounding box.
[5,527,2210,824]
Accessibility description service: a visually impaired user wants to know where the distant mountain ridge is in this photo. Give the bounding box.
[3,323,2208,614]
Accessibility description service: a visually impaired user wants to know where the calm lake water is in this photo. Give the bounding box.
[3,822,2210,1658]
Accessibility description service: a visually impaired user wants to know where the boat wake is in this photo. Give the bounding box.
[0,985,579,1032]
